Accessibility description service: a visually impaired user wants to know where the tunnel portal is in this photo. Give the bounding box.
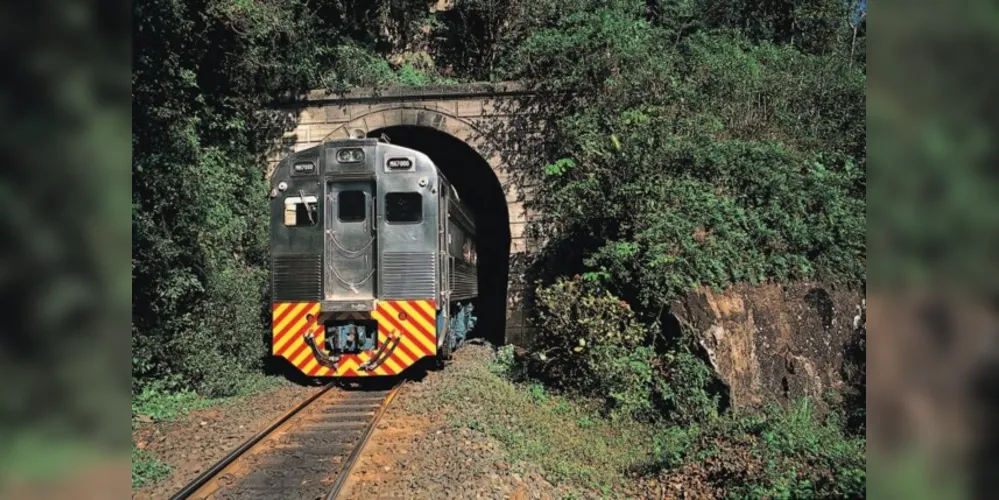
[276,86,538,346]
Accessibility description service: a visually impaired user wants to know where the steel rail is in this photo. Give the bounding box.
[326,381,405,499]
[169,382,336,500]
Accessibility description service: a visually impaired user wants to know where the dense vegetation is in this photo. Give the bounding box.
[497,1,866,494]
[132,0,450,397]
[133,0,865,495]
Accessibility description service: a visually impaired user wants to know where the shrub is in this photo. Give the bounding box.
[529,277,726,423]
[530,277,654,418]
[653,348,721,426]
[491,344,518,376]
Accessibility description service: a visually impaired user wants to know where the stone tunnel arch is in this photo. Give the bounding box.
[317,106,528,345]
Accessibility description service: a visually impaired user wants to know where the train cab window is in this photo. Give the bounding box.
[284,196,318,226]
[337,191,366,222]
[385,192,422,223]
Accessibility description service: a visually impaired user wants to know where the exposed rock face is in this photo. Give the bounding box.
[673,283,864,409]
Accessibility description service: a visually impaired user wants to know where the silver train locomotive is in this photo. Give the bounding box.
[269,138,477,377]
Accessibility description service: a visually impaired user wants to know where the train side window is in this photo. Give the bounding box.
[337,191,366,222]
[284,196,318,226]
[385,192,422,223]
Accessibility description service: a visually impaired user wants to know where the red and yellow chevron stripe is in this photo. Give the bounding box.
[272,300,437,377]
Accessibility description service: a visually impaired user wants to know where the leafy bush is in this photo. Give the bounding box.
[510,2,865,318]
[131,0,314,398]
[530,277,723,424]
[491,344,518,376]
[653,349,721,426]
[531,277,654,418]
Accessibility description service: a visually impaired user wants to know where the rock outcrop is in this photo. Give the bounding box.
[673,283,864,409]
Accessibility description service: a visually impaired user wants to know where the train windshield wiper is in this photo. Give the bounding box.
[299,190,316,225]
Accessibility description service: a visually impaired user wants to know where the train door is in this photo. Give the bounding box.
[437,179,451,354]
[325,181,376,301]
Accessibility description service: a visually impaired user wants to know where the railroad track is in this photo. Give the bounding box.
[170,381,403,500]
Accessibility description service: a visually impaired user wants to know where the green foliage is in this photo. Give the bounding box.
[653,349,720,426]
[651,424,701,469]
[530,278,722,424]
[506,1,865,318]
[322,44,400,89]
[543,158,576,177]
[491,344,518,375]
[649,399,866,498]
[726,400,866,498]
[132,445,171,487]
[132,373,283,425]
[131,388,210,424]
[532,277,655,418]
[131,0,462,399]
[507,0,865,456]
[132,0,318,397]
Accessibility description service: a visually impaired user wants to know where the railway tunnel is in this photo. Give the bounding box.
[366,125,511,346]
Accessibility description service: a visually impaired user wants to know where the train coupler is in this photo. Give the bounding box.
[360,333,401,372]
[303,331,341,369]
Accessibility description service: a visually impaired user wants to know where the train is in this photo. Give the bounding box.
[269,138,478,377]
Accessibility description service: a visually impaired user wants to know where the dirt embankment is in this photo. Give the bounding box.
[674,282,865,409]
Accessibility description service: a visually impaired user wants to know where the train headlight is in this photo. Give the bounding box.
[336,148,365,163]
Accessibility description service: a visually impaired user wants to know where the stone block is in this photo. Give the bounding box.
[400,108,420,127]
[509,220,527,241]
[510,238,527,254]
[507,201,528,223]
[506,310,527,328]
[323,105,353,123]
[293,141,320,153]
[504,326,535,347]
[456,99,484,117]
[284,125,311,143]
[324,126,352,140]
[306,124,337,143]
[298,107,326,124]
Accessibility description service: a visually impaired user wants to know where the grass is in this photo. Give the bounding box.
[406,350,656,494]
[130,373,288,488]
[132,373,286,424]
[411,346,866,498]
[132,444,171,487]
[645,399,867,498]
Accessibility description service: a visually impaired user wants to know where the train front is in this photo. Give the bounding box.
[269,139,440,377]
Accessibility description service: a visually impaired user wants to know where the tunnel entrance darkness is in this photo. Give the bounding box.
[368,125,511,346]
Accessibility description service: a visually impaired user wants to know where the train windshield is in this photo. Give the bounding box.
[385,192,422,223]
